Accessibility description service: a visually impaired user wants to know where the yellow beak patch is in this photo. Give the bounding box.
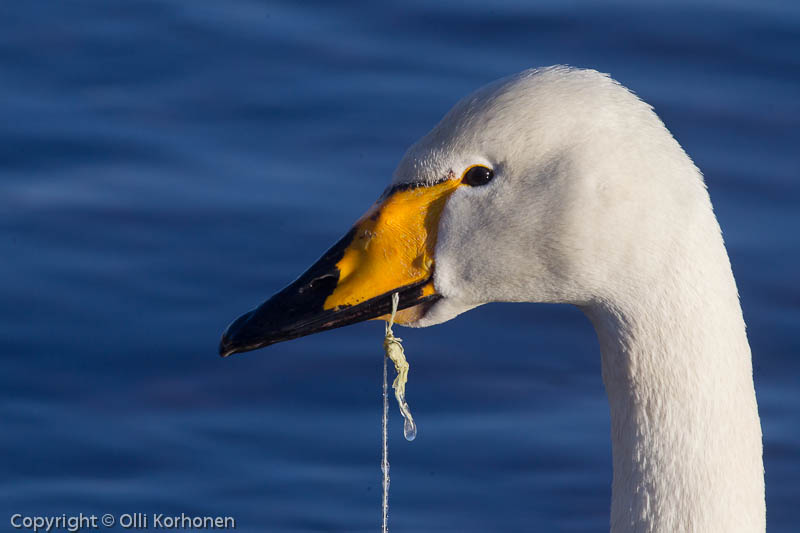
[322,179,461,321]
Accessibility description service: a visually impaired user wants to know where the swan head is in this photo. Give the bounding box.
[220,65,705,356]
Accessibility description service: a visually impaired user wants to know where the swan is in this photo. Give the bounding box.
[219,66,765,532]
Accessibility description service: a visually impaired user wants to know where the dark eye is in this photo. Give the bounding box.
[462,165,494,187]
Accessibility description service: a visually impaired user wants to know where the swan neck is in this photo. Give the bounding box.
[583,251,765,533]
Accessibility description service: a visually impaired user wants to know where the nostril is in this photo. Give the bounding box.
[299,274,336,293]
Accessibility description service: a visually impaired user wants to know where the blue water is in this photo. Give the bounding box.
[2,1,799,531]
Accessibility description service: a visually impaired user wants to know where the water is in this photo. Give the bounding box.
[2,1,799,531]
[383,294,416,442]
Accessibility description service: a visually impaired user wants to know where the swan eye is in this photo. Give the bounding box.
[462,165,494,187]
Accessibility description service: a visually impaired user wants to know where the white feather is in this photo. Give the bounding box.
[397,66,765,533]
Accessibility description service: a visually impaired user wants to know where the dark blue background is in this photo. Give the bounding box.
[2,1,798,531]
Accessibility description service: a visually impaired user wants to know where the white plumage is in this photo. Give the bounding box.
[397,66,765,533]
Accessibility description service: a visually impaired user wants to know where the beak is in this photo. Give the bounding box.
[219,178,461,357]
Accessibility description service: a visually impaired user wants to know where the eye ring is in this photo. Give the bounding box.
[462,165,494,187]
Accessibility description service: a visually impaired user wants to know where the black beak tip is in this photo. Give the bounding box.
[218,337,235,358]
[218,278,441,359]
[218,310,257,358]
